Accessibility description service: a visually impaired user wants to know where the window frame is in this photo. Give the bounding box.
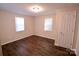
[44,16,53,32]
[15,16,24,32]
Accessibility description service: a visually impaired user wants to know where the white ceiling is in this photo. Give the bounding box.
[0,3,79,16]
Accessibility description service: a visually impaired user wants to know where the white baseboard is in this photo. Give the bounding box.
[55,43,59,46]
[34,34,55,40]
[55,43,77,56]
[1,38,20,45]
[1,35,34,45]
[71,49,77,56]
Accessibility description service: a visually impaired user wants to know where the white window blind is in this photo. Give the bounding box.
[15,17,24,32]
[44,17,53,31]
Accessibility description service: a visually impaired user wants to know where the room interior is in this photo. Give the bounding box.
[0,3,79,56]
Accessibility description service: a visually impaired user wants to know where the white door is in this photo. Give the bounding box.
[58,11,76,49]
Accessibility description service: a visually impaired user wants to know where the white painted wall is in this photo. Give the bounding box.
[0,43,2,55]
[0,10,58,45]
[75,11,79,56]
[1,9,79,56]
[0,13,3,55]
[34,14,58,40]
[0,10,34,45]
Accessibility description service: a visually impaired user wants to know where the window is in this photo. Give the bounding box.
[44,17,53,31]
[15,17,24,32]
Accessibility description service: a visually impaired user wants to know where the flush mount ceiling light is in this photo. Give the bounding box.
[30,6,43,13]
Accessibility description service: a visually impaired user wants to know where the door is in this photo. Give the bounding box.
[58,11,76,49]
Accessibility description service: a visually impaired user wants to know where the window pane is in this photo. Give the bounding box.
[44,17,53,31]
[15,17,24,32]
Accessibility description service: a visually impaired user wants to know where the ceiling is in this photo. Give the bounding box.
[0,3,79,16]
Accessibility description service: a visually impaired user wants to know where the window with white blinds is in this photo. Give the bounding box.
[44,17,53,31]
[15,17,24,32]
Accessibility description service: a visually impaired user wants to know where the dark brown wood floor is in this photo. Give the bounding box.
[2,35,76,56]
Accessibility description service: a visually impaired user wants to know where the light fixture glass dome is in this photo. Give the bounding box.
[30,5,43,13]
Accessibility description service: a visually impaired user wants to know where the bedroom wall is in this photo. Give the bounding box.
[0,7,79,51]
[0,39,2,55]
[34,14,58,40]
[75,11,79,56]
[0,10,58,45]
[0,43,2,55]
[0,10,34,45]
[34,7,79,42]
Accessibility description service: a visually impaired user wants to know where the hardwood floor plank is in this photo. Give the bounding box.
[2,35,76,56]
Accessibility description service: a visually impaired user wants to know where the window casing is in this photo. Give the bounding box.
[44,17,53,31]
[15,17,24,32]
